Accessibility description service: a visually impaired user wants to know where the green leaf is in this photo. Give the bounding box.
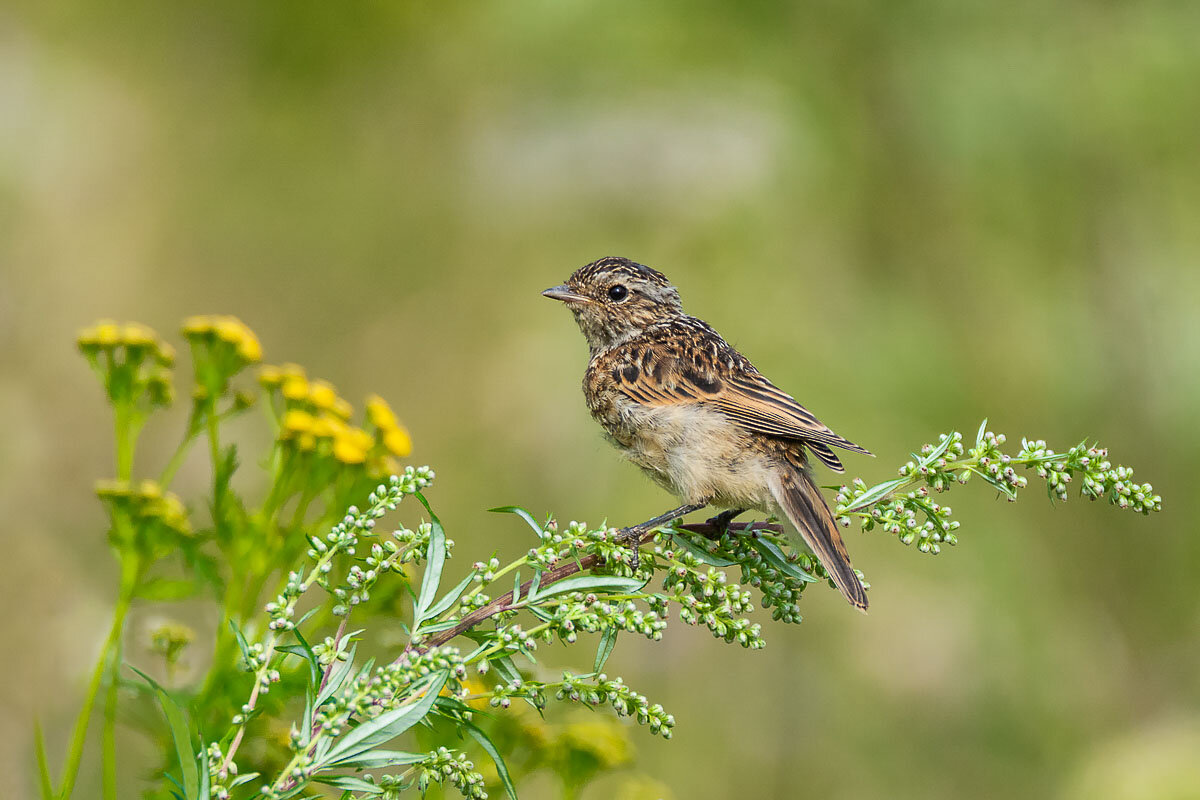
[488,505,544,538]
[312,775,384,793]
[975,418,989,449]
[290,627,321,686]
[227,619,253,665]
[490,655,523,687]
[128,666,200,800]
[751,538,818,583]
[327,749,426,769]
[33,720,53,800]
[920,432,956,466]
[527,570,543,602]
[424,571,477,621]
[594,627,618,674]
[842,478,906,513]
[670,533,736,566]
[138,578,199,601]
[322,671,448,763]
[461,719,519,800]
[968,466,1018,499]
[412,492,446,629]
[529,575,646,600]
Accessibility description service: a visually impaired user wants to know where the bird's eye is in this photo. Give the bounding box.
[607,284,629,302]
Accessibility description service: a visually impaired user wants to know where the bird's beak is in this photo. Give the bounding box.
[541,285,590,304]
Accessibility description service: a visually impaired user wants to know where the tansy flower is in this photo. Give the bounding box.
[383,427,412,458]
[281,374,309,401]
[332,427,373,465]
[307,380,339,411]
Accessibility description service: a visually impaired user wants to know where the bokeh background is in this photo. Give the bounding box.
[3,2,1198,798]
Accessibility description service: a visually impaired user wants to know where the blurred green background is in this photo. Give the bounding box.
[3,1,1198,798]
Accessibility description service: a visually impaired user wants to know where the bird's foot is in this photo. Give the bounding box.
[617,501,710,572]
[702,508,747,540]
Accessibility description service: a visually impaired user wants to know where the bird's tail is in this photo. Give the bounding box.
[768,465,868,611]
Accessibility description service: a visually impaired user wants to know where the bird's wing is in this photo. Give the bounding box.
[611,333,871,473]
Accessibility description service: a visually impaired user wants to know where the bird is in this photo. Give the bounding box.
[542,256,872,610]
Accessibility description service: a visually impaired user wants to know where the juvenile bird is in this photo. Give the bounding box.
[543,256,872,610]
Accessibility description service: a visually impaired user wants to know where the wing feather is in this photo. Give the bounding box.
[611,323,871,461]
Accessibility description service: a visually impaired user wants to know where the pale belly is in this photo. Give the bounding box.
[600,400,778,510]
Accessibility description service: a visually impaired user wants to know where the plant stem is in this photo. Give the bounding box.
[57,554,139,800]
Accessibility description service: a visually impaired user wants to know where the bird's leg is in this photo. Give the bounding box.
[702,508,747,540]
[618,502,709,570]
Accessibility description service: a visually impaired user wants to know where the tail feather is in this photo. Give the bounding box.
[768,467,868,611]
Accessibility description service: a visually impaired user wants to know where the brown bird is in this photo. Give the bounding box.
[543,256,872,610]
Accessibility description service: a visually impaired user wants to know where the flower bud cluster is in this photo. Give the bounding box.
[414,747,488,799]
[554,672,675,738]
[660,559,764,648]
[836,480,960,554]
[315,649,464,738]
[77,320,175,409]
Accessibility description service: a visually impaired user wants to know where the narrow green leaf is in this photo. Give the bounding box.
[424,571,477,622]
[488,505,544,538]
[968,466,1018,499]
[842,478,906,513]
[229,772,261,787]
[669,534,736,566]
[975,418,989,448]
[290,628,321,686]
[594,627,618,673]
[128,666,199,799]
[461,719,519,800]
[412,492,446,629]
[312,775,384,793]
[490,655,523,687]
[322,671,448,763]
[750,539,818,583]
[920,432,956,466]
[530,575,646,600]
[527,570,543,603]
[512,570,521,604]
[227,619,253,665]
[33,720,54,800]
[327,749,426,769]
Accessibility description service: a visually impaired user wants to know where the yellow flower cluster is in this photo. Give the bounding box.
[260,365,411,471]
[366,394,413,458]
[95,478,192,536]
[76,320,174,407]
[182,315,262,363]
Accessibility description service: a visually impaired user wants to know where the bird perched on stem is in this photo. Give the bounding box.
[543,256,872,610]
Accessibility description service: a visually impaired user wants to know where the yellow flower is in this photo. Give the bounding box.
[309,413,344,439]
[332,429,371,464]
[365,394,399,430]
[258,365,283,388]
[94,321,120,347]
[279,363,306,380]
[281,409,315,437]
[155,340,176,367]
[281,375,309,401]
[121,322,157,348]
[331,397,354,420]
[307,380,340,411]
[213,316,262,363]
[383,427,412,457]
[182,315,214,336]
[296,432,317,452]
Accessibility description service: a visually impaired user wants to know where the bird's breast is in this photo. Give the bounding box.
[584,379,777,509]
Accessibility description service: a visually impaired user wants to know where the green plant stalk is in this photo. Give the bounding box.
[56,553,140,800]
[114,404,135,481]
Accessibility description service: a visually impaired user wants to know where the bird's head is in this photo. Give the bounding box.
[542,256,684,353]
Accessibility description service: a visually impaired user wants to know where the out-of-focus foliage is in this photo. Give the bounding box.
[3,1,1196,799]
